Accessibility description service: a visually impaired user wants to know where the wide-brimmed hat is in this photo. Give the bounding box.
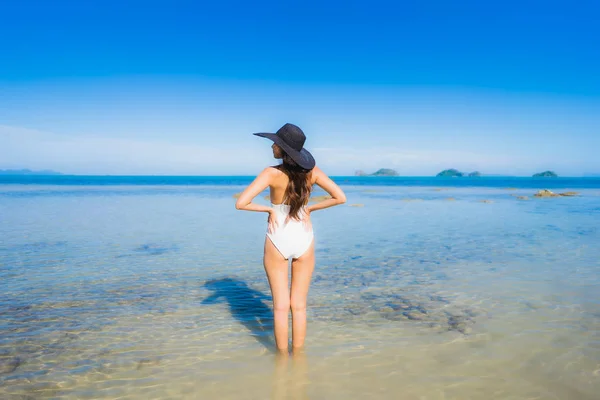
[253,123,316,170]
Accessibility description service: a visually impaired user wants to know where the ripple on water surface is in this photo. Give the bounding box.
[0,185,599,399]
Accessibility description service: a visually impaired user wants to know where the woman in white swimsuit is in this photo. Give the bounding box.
[236,123,346,353]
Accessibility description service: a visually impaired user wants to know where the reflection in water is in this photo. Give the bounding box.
[291,349,309,400]
[202,277,275,351]
[272,350,309,400]
[203,278,311,399]
[272,351,289,400]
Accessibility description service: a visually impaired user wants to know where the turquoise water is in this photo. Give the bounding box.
[1,177,599,399]
[2,175,600,189]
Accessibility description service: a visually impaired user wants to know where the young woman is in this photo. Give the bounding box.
[235,123,346,353]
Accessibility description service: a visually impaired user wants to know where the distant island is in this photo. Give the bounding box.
[355,168,399,177]
[0,169,63,175]
[435,169,561,178]
[437,169,463,177]
[436,169,482,177]
[532,171,558,178]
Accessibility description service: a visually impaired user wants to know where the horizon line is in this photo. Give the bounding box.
[1,173,599,178]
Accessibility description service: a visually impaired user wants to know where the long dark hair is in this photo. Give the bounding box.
[276,152,313,220]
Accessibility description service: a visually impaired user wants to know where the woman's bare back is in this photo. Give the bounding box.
[266,167,316,205]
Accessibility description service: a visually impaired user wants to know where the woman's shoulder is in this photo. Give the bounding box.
[260,166,285,182]
[311,165,323,174]
[265,165,284,175]
[310,165,324,179]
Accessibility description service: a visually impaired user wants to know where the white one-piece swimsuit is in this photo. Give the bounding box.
[266,203,314,260]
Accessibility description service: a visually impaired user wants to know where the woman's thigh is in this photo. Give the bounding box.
[263,237,290,306]
[290,240,315,307]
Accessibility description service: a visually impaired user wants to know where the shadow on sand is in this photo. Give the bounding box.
[202,277,275,351]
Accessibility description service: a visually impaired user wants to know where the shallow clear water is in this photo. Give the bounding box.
[1,182,599,399]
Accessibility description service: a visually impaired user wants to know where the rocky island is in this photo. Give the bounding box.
[355,168,399,176]
[532,171,558,178]
[436,169,483,177]
[436,169,463,177]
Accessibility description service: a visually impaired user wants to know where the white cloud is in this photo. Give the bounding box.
[0,125,266,175]
[0,124,594,176]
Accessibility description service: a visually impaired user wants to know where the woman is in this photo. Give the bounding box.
[235,123,346,353]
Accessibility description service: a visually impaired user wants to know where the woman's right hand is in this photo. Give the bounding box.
[267,209,279,234]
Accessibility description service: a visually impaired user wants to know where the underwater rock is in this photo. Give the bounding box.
[517,196,529,200]
[559,191,579,197]
[382,311,408,321]
[446,313,474,334]
[429,295,449,303]
[404,311,426,320]
[352,287,479,334]
[346,305,371,316]
[479,200,493,203]
[0,356,21,374]
[445,197,456,201]
[232,192,242,199]
[11,241,68,252]
[137,358,160,370]
[523,301,543,310]
[63,332,79,340]
[132,243,178,256]
[349,203,365,207]
[309,195,332,202]
[311,254,482,334]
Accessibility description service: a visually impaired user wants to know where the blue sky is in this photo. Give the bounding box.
[1,0,599,176]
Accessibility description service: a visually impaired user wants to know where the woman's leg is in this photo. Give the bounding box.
[290,240,315,350]
[263,237,290,352]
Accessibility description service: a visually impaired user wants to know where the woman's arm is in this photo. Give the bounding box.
[235,167,275,213]
[306,166,347,213]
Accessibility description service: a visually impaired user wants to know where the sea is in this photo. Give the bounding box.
[1,175,599,399]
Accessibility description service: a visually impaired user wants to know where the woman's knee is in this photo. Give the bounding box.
[290,298,307,313]
[273,299,291,313]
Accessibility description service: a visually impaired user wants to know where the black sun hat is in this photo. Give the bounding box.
[253,123,316,170]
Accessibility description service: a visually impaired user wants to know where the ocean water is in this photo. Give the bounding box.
[1,177,599,399]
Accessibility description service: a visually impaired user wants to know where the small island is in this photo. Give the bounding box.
[436,169,482,177]
[0,169,63,175]
[532,171,558,178]
[436,169,463,177]
[355,168,399,177]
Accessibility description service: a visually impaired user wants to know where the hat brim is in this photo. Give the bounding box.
[253,132,316,170]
